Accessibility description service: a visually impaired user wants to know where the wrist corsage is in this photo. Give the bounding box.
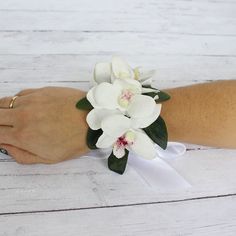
[76,56,170,175]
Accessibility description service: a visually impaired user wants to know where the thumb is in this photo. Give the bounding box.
[0,144,53,164]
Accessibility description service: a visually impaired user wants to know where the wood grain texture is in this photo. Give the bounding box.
[0,31,235,55]
[1,195,236,236]
[0,0,235,34]
[0,149,236,214]
[0,55,235,84]
[0,0,235,235]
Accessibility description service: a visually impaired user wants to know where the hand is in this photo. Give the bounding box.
[0,86,90,164]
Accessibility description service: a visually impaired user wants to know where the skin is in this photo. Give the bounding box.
[0,80,235,164]
[161,80,236,148]
[0,87,89,164]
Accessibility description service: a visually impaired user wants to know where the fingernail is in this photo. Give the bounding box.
[0,148,8,155]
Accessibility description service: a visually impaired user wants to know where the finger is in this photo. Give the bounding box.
[0,96,21,109]
[0,109,16,126]
[0,144,54,164]
[0,126,16,145]
[16,88,39,96]
[0,96,13,109]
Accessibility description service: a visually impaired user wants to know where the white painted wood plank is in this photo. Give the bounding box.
[0,2,234,34]
[1,195,236,236]
[0,149,236,214]
[0,0,235,233]
[0,32,235,55]
[0,55,235,84]
[1,12,235,35]
[0,0,234,14]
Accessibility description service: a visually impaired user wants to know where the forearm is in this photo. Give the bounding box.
[161,80,236,148]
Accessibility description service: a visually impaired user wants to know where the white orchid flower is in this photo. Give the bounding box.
[87,78,141,109]
[87,79,162,129]
[133,66,156,86]
[93,114,156,160]
[75,55,172,174]
[93,56,155,86]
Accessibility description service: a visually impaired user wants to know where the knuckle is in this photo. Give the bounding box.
[16,88,38,96]
[16,89,28,95]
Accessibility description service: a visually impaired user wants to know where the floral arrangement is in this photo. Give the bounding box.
[76,56,171,174]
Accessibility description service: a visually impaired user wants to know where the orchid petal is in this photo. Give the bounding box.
[127,94,156,118]
[113,78,142,94]
[101,114,131,138]
[93,62,112,84]
[131,104,162,128]
[96,133,117,149]
[112,56,134,80]
[134,67,155,85]
[141,87,160,93]
[93,82,121,109]
[134,66,156,81]
[87,108,121,130]
[141,77,153,86]
[86,87,99,108]
[113,145,125,158]
[113,145,126,159]
[130,130,156,160]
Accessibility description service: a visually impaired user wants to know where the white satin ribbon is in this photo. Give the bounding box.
[0,142,191,191]
[86,142,191,191]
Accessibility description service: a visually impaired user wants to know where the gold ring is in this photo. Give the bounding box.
[9,96,18,109]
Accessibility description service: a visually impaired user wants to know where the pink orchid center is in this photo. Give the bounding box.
[118,89,134,108]
[114,131,135,150]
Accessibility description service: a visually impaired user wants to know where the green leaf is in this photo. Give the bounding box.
[142,85,170,102]
[155,90,171,102]
[142,85,158,90]
[86,128,103,150]
[108,149,129,175]
[143,92,159,99]
[76,97,93,110]
[143,90,170,103]
[143,116,168,150]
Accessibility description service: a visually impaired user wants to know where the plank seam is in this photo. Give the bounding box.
[0,30,236,37]
[0,193,235,216]
[0,54,235,57]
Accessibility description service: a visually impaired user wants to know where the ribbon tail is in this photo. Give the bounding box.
[82,142,191,191]
[128,142,191,191]
[128,153,191,191]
